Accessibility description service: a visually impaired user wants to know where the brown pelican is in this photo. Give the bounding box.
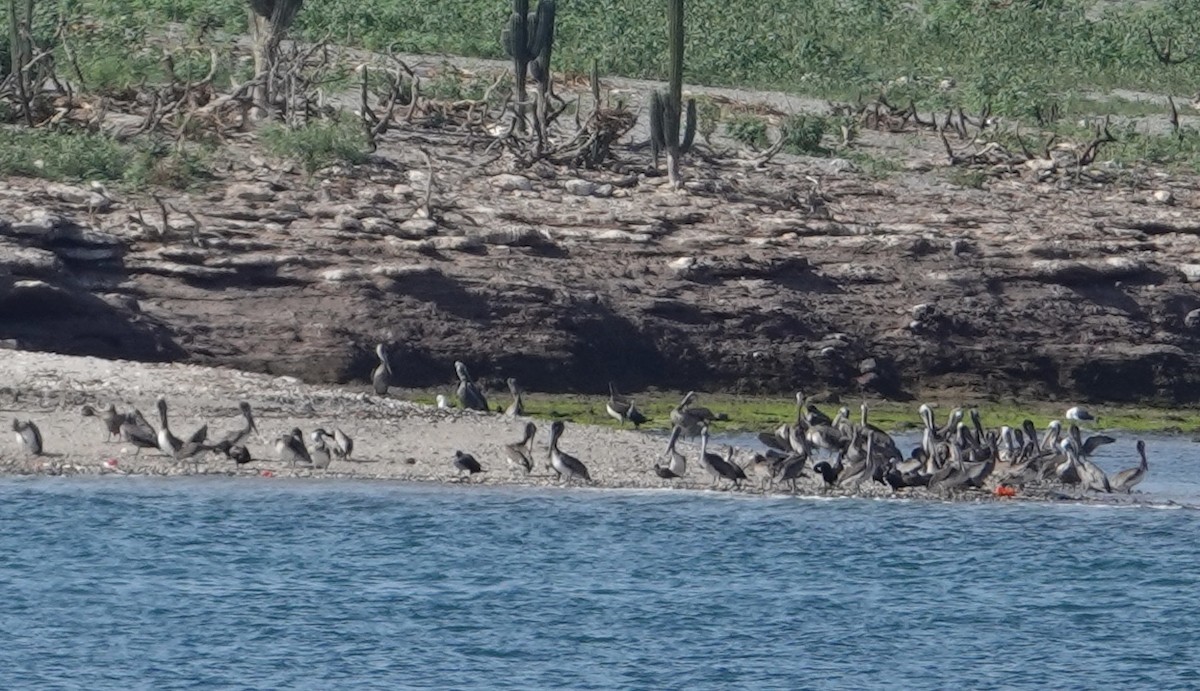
[372,344,392,395]
[229,445,252,466]
[216,402,258,449]
[505,421,536,474]
[81,404,124,441]
[11,419,43,455]
[505,378,525,417]
[275,428,312,467]
[1110,440,1149,493]
[455,361,489,411]
[119,409,158,455]
[453,450,484,479]
[663,425,687,476]
[653,462,682,479]
[697,423,742,488]
[776,454,808,492]
[155,398,183,456]
[606,382,648,428]
[332,428,354,460]
[309,433,333,469]
[548,420,591,483]
[1069,424,1115,457]
[671,392,727,438]
[1065,406,1095,422]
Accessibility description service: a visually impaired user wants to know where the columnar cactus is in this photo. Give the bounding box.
[649,0,695,188]
[501,0,556,135]
[247,0,305,118]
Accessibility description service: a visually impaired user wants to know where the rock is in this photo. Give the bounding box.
[0,245,63,276]
[321,268,367,283]
[370,264,440,279]
[491,174,533,192]
[336,214,363,232]
[361,217,397,235]
[669,256,697,275]
[1185,309,1200,329]
[48,183,113,212]
[1178,264,1200,283]
[859,357,877,374]
[1150,190,1175,206]
[911,303,934,320]
[594,184,614,198]
[126,260,236,280]
[397,219,438,238]
[469,225,547,247]
[7,208,65,236]
[563,179,597,196]
[226,182,277,203]
[426,236,483,252]
[1029,257,1149,285]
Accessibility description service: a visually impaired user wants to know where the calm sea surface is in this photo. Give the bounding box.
[1,435,1198,690]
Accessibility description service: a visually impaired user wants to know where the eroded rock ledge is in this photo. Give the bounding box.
[3,144,1200,404]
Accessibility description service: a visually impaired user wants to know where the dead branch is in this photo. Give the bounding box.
[1147,27,1193,66]
[1078,116,1115,167]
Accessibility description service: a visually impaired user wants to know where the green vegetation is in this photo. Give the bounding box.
[49,0,1200,122]
[0,126,135,181]
[779,113,827,155]
[260,116,370,173]
[725,114,769,149]
[402,389,1200,435]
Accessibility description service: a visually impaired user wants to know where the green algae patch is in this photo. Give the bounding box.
[399,389,1200,437]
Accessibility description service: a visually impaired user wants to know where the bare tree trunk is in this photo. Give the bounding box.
[247,0,304,122]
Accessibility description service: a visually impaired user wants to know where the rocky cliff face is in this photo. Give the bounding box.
[3,140,1200,404]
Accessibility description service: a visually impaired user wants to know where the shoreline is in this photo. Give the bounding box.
[0,350,1187,508]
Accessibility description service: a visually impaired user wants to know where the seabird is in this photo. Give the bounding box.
[11,419,43,455]
[155,397,183,457]
[548,420,591,483]
[275,428,312,467]
[663,425,687,476]
[372,343,393,395]
[333,428,354,460]
[217,401,258,448]
[454,361,489,411]
[670,391,727,438]
[453,450,485,479]
[1110,440,1149,493]
[606,382,649,428]
[1065,406,1095,422]
[505,421,536,475]
[309,432,333,469]
[505,378,525,417]
[697,422,742,489]
[436,394,451,410]
[81,403,124,442]
[119,409,159,455]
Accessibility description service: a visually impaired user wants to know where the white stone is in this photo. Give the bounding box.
[491,174,533,192]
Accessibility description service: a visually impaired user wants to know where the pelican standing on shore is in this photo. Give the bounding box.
[275,428,312,467]
[505,378,525,417]
[1110,440,1149,493]
[216,401,258,449]
[455,361,489,412]
[607,382,649,428]
[119,409,158,455]
[11,419,43,455]
[548,420,591,483]
[372,344,393,396]
[505,421,536,475]
[155,398,183,456]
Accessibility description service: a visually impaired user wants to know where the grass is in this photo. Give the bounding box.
[0,126,214,188]
[56,0,1200,123]
[398,389,1200,436]
[260,116,370,174]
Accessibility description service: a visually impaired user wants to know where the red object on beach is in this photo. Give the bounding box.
[995,485,1017,497]
[260,470,275,478]
[103,459,119,469]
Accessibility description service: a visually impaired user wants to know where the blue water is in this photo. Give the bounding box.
[2,441,1200,689]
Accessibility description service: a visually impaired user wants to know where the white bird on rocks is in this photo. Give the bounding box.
[12,419,43,455]
[436,394,450,410]
[1065,406,1095,422]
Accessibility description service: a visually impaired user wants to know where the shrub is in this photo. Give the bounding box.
[726,115,768,149]
[779,113,827,155]
[260,116,369,173]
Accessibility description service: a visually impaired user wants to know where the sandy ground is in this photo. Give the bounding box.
[0,348,921,499]
[0,349,1172,508]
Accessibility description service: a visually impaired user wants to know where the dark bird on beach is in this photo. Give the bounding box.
[606,382,649,428]
[12,419,43,456]
[216,401,258,449]
[119,409,158,455]
[453,450,484,478]
[505,378,525,417]
[81,403,125,442]
[454,361,489,412]
[275,428,312,467]
[505,421,537,475]
[372,344,393,396]
[548,420,591,483]
[1110,440,1149,493]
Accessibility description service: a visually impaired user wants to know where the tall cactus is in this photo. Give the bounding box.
[501,0,556,136]
[650,0,696,188]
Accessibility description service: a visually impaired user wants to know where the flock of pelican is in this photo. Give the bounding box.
[6,345,1152,498]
